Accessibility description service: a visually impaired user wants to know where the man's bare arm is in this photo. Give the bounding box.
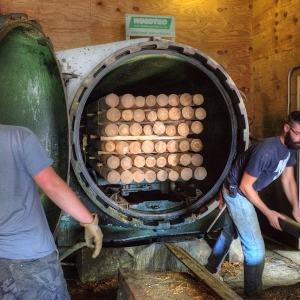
[239,171,285,230]
[34,166,94,224]
[281,166,300,222]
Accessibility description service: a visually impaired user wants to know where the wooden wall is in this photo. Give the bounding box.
[253,0,300,138]
[0,0,253,116]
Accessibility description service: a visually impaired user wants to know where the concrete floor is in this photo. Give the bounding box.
[222,237,300,299]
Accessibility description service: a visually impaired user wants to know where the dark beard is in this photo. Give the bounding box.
[285,131,300,150]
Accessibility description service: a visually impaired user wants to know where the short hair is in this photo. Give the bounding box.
[287,111,300,126]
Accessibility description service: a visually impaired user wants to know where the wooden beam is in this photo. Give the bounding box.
[165,243,243,300]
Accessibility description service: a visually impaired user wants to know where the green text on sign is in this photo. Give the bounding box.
[126,14,175,40]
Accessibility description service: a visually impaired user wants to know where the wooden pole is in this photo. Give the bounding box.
[89,139,116,152]
[193,93,204,106]
[129,123,143,136]
[87,93,119,113]
[118,94,135,109]
[145,95,156,107]
[134,96,146,108]
[156,155,167,167]
[279,214,300,238]
[145,110,157,122]
[90,153,118,169]
[167,140,179,152]
[195,107,207,120]
[141,167,156,183]
[133,109,145,122]
[151,167,168,182]
[145,155,156,167]
[121,109,133,121]
[190,139,203,152]
[119,155,133,170]
[191,166,207,180]
[157,107,169,121]
[190,121,203,134]
[115,141,130,155]
[179,153,192,166]
[130,167,145,183]
[118,124,130,136]
[89,161,121,184]
[163,167,179,181]
[116,167,133,184]
[86,146,120,169]
[156,93,169,107]
[168,107,181,120]
[98,108,121,122]
[141,140,155,153]
[168,94,180,106]
[165,125,176,137]
[154,140,167,153]
[129,154,146,168]
[173,166,193,181]
[178,139,203,152]
[164,153,180,166]
[181,106,194,120]
[153,121,166,135]
[179,93,192,106]
[86,124,119,137]
[178,139,190,152]
[103,141,116,152]
[191,153,203,166]
[129,141,141,154]
[143,124,153,136]
[177,123,189,137]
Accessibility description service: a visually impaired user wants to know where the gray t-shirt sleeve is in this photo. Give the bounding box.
[22,131,53,177]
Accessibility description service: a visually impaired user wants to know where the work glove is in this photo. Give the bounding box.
[80,213,103,258]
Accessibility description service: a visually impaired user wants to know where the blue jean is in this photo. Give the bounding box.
[206,189,265,297]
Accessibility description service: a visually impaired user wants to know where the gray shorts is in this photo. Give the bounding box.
[0,250,70,300]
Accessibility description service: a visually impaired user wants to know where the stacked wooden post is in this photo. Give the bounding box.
[85,93,207,184]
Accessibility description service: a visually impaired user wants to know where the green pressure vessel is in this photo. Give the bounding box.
[0,14,69,234]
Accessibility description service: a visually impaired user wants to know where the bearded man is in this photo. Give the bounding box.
[204,111,300,297]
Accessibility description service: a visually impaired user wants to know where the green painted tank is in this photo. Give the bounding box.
[0,14,69,233]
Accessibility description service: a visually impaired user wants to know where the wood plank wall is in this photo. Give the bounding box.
[253,0,300,138]
[0,0,253,121]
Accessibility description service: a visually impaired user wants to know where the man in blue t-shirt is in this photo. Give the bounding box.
[205,111,300,297]
[0,125,103,299]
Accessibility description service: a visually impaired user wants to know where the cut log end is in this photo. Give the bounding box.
[168,94,180,106]
[120,94,135,108]
[193,167,207,180]
[146,95,156,107]
[179,93,192,106]
[193,93,204,105]
[195,107,207,120]
[156,94,169,107]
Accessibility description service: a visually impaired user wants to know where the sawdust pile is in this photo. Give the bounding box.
[220,261,243,277]
[68,277,118,300]
[249,282,300,299]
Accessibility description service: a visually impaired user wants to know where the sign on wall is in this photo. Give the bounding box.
[126,14,175,40]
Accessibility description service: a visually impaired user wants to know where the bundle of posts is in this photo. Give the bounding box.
[85,93,207,185]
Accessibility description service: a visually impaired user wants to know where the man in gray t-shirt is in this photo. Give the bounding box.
[0,125,103,299]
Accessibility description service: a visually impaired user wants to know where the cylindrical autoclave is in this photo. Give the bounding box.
[0,14,248,244]
[67,40,249,235]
